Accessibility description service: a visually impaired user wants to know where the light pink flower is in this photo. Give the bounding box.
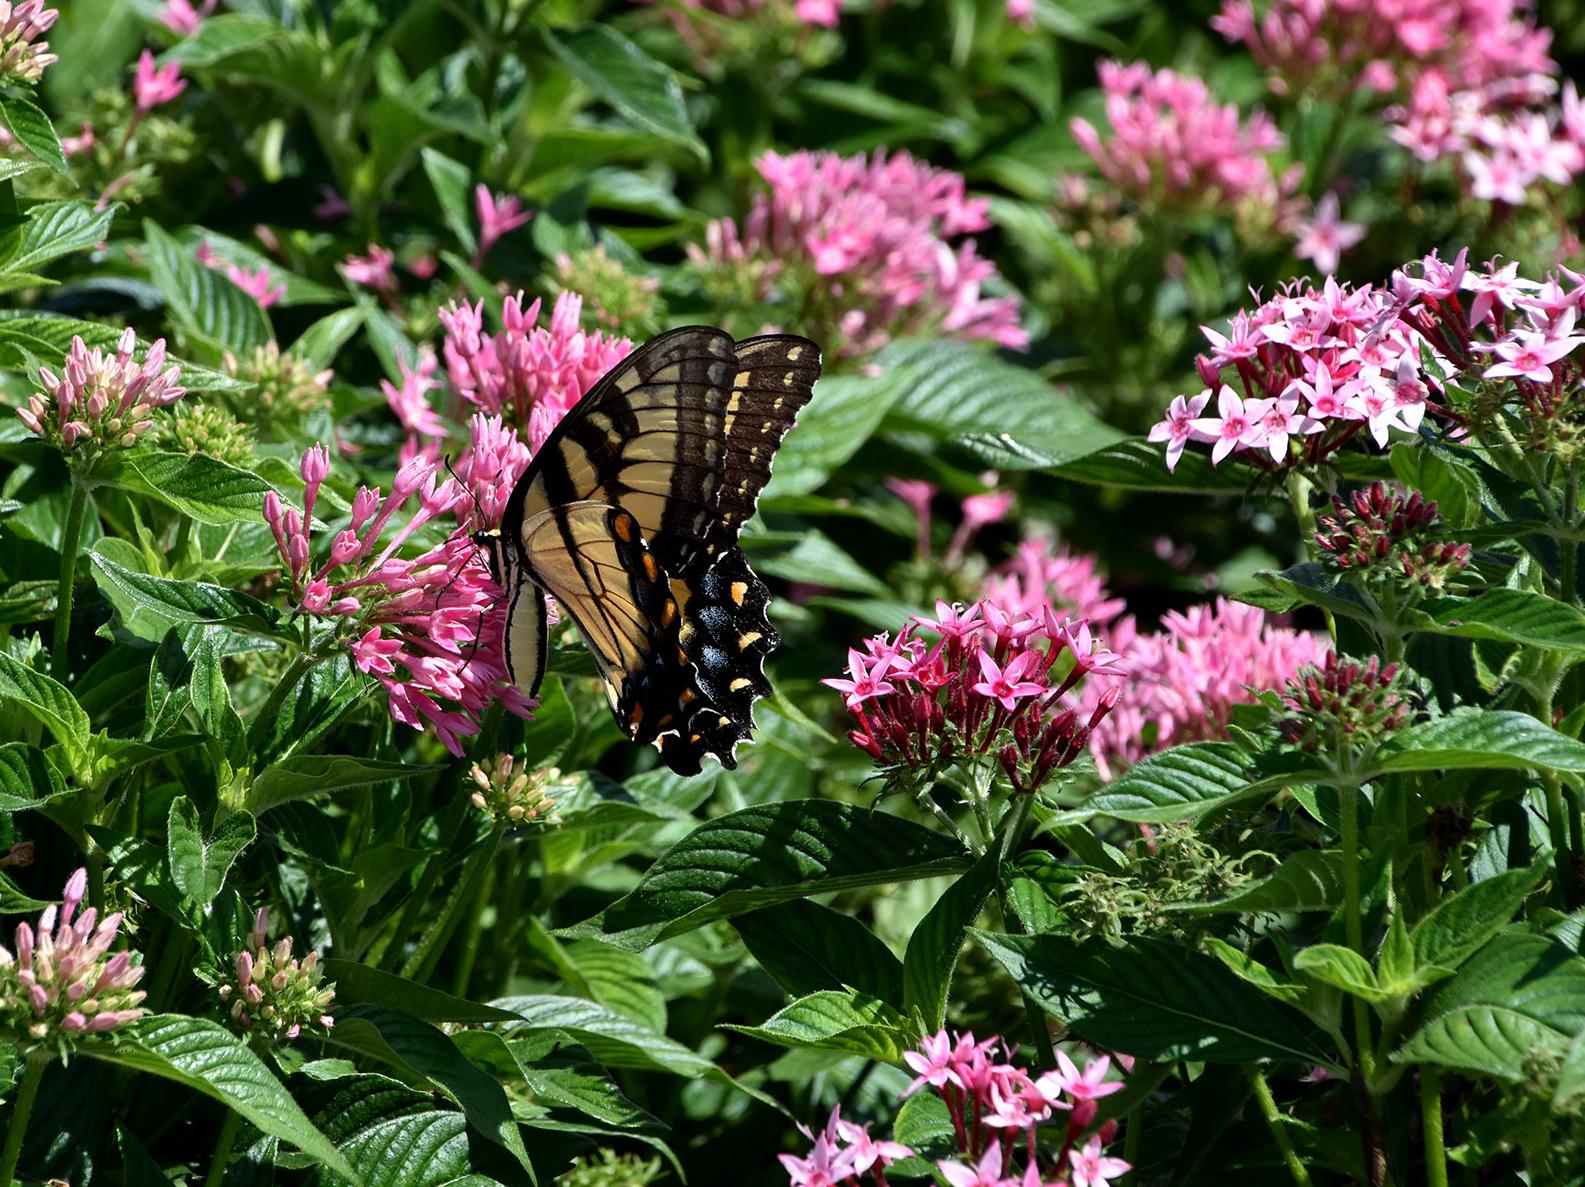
[1069,1137,1131,1187]
[0,0,58,85]
[157,0,216,35]
[381,346,447,446]
[1190,384,1269,465]
[973,650,1046,711]
[822,649,898,711]
[1293,193,1365,275]
[225,264,285,309]
[133,49,186,112]
[474,185,532,259]
[938,1145,1011,1187]
[1148,390,1212,471]
[1482,328,1583,383]
[1005,0,1035,28]
[17,328,185,453]
[342,245,397,297]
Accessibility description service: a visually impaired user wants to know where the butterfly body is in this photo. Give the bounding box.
[489,326,820,774]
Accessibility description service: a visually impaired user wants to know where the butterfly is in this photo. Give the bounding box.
[477,326,821,775]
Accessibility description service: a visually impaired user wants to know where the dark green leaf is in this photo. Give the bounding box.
[322,960,520,1024]
[88,550,280,633]
[1411,866,1548,974]
[543,26,706,164]
[167,796,256,910]
[1082,743,1259,824]
[0,740,69,812]
[0,96,67,175]
[1170,850,1344,916]
[726,989,917,1062]
[248,756,435,815]
[97,451,275,527]
[0,650,91,775]
[1370,710,1585,775]
[1410,590,1585,654]
[903,852,1000,1030]
[8,201,116,276]
[734,899,904,1002]
[144,220,271,354]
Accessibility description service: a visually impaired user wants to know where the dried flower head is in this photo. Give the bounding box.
[157,399,254,468]
[218,908,335,1040]
[16,329,186,459]
[0,868,146,1042]
[468,754,564,827]
[1280,653,1414,754]
[223,341,333,424]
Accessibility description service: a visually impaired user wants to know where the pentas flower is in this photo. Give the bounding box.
[1280,654,1413,754]
[1069,61,1297,221]
[1293,193,1365,275]
[225,264,284,309]
[381,346,447,460]
[440,290,632,452]
[222,342,332,424]
[218,909,334,1041]
[1082,599,1328,779]
[263,445,532,754]
[823,595,1123,794]
[1151,271,1445,472]
[1316,481,1471,591]
[474,185,532,260]
[0,868,146,1042]
[688,149,1024,359]
[787,1030,1128,1187]
[17,329,185,458]
[342,245,397,298]
[984,538,1127,632]
[671,0,850,26]
[132,49,185,112]
[158,0,216,36]
[0,1,57,85]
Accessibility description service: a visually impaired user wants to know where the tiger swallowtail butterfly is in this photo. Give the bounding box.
[477,326,821,775]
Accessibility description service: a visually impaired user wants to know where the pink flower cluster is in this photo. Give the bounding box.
[219,908,335,1041]
[689,149,1025,358]
[473,184,532,262]
[1149,273,1440,471]
[263,444,532,754]
[989,540,1324,779]
[1214,0,1583,200]
[1069,61,1297,217]
[0,1,56,85]
[157,0,216,36]
[440,290,631,452]
[781,1030,1130,1187]
[132,49,185,112]
[0,868,146,1041]
[17,328,185,454]
[1085,600,1329,779]
[824,595,1123,793]
[670,0,847,26]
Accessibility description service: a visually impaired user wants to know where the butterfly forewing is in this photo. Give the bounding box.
[513,327,738,577]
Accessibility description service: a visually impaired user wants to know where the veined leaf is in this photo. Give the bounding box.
[88,550,280,632]
[96,451,275,527]
[543,26,707,164]
[0,96,67,175]
[167,796,256,910]
[0,312,244,392]
[1370,710,1585,775]
[0,740,69,811]
[734,899,904,1002]
[903,851,1001,1030]
[1170,850,1344,916]
[1410,866,1548,974]
[726,989,918,1063]
[0,650,91,776]
[9,201,116,275]
[1410,590,1585,653]
[248,756,435,815]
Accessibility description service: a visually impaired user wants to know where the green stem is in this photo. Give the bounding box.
[1562,464,1579,607]
[1338,782,1375,1081]
[244,651,321,750]
[1245,1066,1313,1187]
[0,1049,50,1187]
[451,855,498,998]
[993,793,1056,1069]
[1420,1068,1448,1187]
[204,1107,242,1187]
[402,824,505,982]
[1544,773,1578,908]
[51,478,91,677]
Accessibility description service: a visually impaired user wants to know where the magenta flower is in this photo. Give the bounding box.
[1293,193,1365,275]
[778,1132,853,1187]
[380,346,447,453]
[0,867,146,1041]
[342,245,397,298]
[225,264,285,309]
[474,184,532,259]
[903,1028,962,1095]
[157,0,216,35]
[263,446,533,754]
[973,650,1046,711]
[822,649,897,711]
[688,148,1023,358]
[1005,0,1035,28]
[1147,390,1212,471]
[440,290,631,452]
[17,328,185,455]
[132,49,186,112]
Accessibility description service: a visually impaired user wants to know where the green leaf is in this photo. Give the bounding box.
[247,756,435,815]
[292,308,365,372]
[903,852,1000,1030]
[1082,743,1260,824]
[581,800,969,949]
[1370,710,1585,775]
[0,871,51,914]
[167,796,256,910]
[327,1006,530,1173]
[0,650,91,776]
[419,148,476,255]
[1294,943,1395,1003]
[0,741,68,811]
[1171,850,1344,916]
[1241,562,1375,621]
[322,960,520,1025]
[251,654,363,765]
[972,930,1329,1065]
[1202,937,1305,1007]
[88,550,280,633]
[878,340,1123,468]
[1411,866,1548,974]
[488,1032,657,1130]
[0,312,243,393]
[7,201,116,276]
[84,1015,354,1180]
[1409,590,1585,653]
[0,96,68,176]
[543,25,706,164]
[96,451,275,527]
[1051,438,1250,493]
[1395,932,1585,1079]
[163,14,286,68]
[761,373,906,501]
[143,219,271,354]
[734,899,904,1002]
[302,1072,500,1187]
[564,940,667,1033]
[726,989,917,1063]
